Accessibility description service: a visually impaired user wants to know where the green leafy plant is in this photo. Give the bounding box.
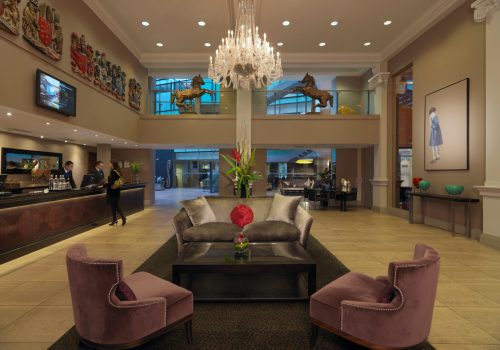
[221,144,262,198]
[130,162,141,173]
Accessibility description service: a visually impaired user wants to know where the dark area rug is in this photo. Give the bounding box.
[49,236,435,350]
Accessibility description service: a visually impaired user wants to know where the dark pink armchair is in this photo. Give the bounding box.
[66,244,193,349]
[310,244,440,349]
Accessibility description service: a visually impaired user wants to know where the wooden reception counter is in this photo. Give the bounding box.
[0,184,145,263]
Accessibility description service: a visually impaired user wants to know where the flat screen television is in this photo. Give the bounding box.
[36,69,76,116]
[1,148,62,174]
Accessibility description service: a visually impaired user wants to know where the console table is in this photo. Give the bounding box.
[408,192,480,239]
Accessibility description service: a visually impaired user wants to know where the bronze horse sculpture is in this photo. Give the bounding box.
[171,74,212,112]
[293,73,334,112]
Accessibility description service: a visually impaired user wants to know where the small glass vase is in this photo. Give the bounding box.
[234,232,249,257]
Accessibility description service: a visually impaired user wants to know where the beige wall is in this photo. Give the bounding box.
[110,148,155,205]
[388,2,485,233]
[0,0,148,141]
[252,115,380,147]
[0,131,93,186]
[335,149,358,189]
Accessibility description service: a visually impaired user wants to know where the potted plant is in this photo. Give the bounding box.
[222,144,262,198]
[130,162,141,184]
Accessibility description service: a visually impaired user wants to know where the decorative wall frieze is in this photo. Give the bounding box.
[368,72,391,90]
[471,0,500,22]
[0,0,21,35]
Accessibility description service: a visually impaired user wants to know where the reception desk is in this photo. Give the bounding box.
[0,184,145,263]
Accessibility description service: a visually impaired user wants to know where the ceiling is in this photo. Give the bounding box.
[0,106,139,149]
[83,0,466,69]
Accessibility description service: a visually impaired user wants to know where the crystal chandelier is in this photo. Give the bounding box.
[208,0,282,90]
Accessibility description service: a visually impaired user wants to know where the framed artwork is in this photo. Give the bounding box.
[424,78,469,171]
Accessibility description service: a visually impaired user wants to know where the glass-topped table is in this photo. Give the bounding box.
[172,242,316,301]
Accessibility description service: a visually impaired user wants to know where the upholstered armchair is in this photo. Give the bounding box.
[310,244,440,349]
[66,244,193,349]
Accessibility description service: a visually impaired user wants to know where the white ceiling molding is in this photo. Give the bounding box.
[82,0,142,60]
[471,0,500,22]
[141,52,381,70]
[381,0,467,61]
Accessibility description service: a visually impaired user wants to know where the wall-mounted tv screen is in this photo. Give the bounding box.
[1,148,62,174]
[36,69,76,116]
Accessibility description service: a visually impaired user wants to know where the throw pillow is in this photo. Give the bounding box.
[181,196,217,226]
[115,281,137,301]
[266,193,302,224]
[230,204,254,228]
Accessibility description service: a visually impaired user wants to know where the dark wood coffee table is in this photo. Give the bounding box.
[172,242,316,302]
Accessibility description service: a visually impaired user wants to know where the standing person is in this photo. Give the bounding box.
[107,160,126,226]
[91,160,105,186]
[429,107,443,162]
[56,161,77,189]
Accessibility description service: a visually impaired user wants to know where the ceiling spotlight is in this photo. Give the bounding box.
[330,20,339,26]
[6,112,12,116]
[156,42,164,47]
[64,140,68,143]
[384,20,392,26]
[40,135,44,139]
[141,21,150,27]
[73,129,78,132]
[83,143,87,146]
[124,142,128,145]
[277,42,284,47]
[197,20,206,27]
[204,42,211,47]
[45,122,51,125]
[363,42,371,46]
[282,20,290,26]
[111,138,115,141]
[318,42,326,47]
[94,134,99,137]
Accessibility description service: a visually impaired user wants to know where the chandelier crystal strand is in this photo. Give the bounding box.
[208,0,282,90]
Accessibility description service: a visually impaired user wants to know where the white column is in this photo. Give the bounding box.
[236,89,252,151]
[97,144,111,176]
[368,63,391,210]
[473,1,500,248]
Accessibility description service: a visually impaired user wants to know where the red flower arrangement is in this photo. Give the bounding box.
[230,204,254,228]
[231,148,242,163]
[412,177,423,189]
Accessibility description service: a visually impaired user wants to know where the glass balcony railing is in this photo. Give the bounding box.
[252,89,375,115]
[149,89,236,115]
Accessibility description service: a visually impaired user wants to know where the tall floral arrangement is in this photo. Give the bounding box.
[222,144,262,198]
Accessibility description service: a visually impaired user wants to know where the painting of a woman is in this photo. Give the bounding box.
[428,107,443,162]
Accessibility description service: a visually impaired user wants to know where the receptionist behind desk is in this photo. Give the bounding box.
[56,161,77,189]
[90,160,105,186]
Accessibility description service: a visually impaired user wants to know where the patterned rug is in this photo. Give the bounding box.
[49,236,435,350]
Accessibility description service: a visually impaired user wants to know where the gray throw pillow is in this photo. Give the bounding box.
[266,193,302,224]
[180,196,217,226]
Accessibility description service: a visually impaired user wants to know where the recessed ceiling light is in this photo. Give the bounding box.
[94,134,99,137]
[124,142,128,145]
[384,20,392,26]
[282,20,290,26]
[64,140,68,143]
[111,138,115,141]
[363,42,371,46]
[73,129,78,132]
[156,42,164,47]
[198,20,206,27]
[40,135,44,139]
[277,42,284,47]
[83,143,87,146]
[141,21,150,27]
[318,42,326,47]
[6,112,12,116]
[45,122,51,125]
[330,20,339,26]
[204,42,211,47]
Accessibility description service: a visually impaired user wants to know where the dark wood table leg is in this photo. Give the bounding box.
[308,265,316,297]
[451,201,456,236]
[409,194,414,224]
[420,197,425,224]
[466,200,471,239]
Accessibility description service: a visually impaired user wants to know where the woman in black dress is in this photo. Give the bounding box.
[107,160,126,226]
